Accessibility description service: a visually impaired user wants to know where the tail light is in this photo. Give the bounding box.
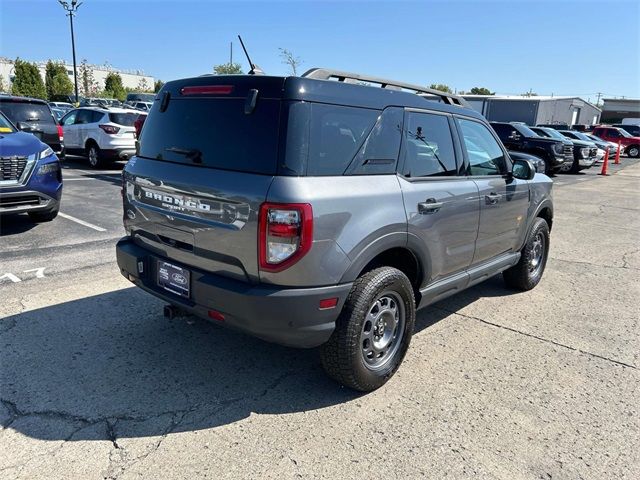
[99,124,120,134]
[259,203,313,272]
[180,85,234,95]
[57,124,64,141]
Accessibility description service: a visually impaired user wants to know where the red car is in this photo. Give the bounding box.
[591,126,640,158]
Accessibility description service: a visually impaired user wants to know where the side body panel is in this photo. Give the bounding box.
[471,177,530,265]
[265,175,406,287]
[399,176,480,286]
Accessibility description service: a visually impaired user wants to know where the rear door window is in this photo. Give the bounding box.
[75,109,92,124]
[401,111,457,177]
[138,97,281,174]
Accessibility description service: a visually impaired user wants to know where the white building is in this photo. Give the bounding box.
[0,57,154,94]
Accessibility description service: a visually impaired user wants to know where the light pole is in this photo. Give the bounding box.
[58,0,83,104]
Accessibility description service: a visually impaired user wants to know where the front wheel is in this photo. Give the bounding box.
[503,217,550,291]
[320,267,415,392]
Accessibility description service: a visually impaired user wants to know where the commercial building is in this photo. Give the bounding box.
[462,95,601,127]
[600,98,640,124]
[0,57,154,93]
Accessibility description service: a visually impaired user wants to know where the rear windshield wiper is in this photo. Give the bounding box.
[165,147,203,164]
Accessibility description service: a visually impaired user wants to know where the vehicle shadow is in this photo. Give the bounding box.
[1,275,517,442]
[0,213,38,236]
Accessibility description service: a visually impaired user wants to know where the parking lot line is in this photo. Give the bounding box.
[58,212,107,232]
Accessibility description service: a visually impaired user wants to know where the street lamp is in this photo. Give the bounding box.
[58,0,83,104]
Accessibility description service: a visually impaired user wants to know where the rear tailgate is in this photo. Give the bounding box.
[123,76,286,283]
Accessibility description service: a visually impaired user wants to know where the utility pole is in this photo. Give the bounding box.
[230,42,233,65]
[58,0,83,104]
[596,92,603,106]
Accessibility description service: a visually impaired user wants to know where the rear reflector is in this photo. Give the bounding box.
[208,310,225,322]
[319,298,338,310]
[181,85,234,96]
[57,124,64,141]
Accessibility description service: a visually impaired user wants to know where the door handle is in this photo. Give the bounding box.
[417,198,443,214]
[485,192,502,205]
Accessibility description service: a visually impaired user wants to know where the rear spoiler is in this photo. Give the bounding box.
[302,68,470,108]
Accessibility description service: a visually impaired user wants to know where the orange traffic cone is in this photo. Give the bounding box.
[599,148,610,176]
[614,140,622,165]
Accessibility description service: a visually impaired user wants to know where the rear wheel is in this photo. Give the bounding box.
[86,142,103,168]
[503,217,550,291]
[627,145,639,158]
[320,267,415,392]
[28,207,59,223]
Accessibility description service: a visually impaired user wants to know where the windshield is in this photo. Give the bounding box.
[514,124,540,138]
[539,128,566,140]
[571,131,594,142]
[588,134,606,142]
[0,101,56,125]
[108,112,139,126]
[0,112,16,133]
[617,128,632,138]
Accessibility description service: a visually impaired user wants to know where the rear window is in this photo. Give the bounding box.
[109,112,138,126]
[0,101,56,125]
[284,103,379,175]
[138,98,280,174]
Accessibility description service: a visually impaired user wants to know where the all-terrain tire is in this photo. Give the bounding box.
[320,267,415,392]
[503,217,550,291]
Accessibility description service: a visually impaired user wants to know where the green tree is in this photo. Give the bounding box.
[469,87,494,95]
[154,79,164,93]
[429,83,453,94]
[50,72,74,97]
[12,59,46,99]
[213,62,243,75]
[104,72,126,100]
[279,48,303,76]
[45,61,69,100]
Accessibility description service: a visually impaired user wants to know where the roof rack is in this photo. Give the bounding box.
[301,68,469,108]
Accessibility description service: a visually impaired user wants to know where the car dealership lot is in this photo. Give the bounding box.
[1,158,639,479]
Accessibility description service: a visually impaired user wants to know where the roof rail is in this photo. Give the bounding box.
[301,68,469,108]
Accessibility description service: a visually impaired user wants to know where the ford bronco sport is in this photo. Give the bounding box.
[116,69,553,391]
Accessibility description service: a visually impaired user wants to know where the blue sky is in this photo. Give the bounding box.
[1,0,639,101]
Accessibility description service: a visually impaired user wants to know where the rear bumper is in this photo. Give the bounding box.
[116,237,352,348]
[103,148,136,160]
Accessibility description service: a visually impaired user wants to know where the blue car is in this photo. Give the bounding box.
[0,111,62,222]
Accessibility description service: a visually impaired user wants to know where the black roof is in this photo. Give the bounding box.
[0,94,48,105]
[161,74,484,121]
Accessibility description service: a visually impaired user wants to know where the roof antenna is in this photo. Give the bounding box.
[238,35,263,75]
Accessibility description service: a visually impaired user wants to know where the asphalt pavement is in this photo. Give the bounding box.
[0,155,639,479]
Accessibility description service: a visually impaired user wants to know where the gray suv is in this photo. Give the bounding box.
[116,69,553,391]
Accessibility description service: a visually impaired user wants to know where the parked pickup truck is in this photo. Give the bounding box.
[116,70,554,391]
[490,122,571,175]
[530,127,597,173]
[591,126,640,158]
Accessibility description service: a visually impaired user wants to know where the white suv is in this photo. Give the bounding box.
[60,107,139,168]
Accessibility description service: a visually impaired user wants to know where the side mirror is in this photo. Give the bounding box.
[16,121,27,131]
[512,159,536,180]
